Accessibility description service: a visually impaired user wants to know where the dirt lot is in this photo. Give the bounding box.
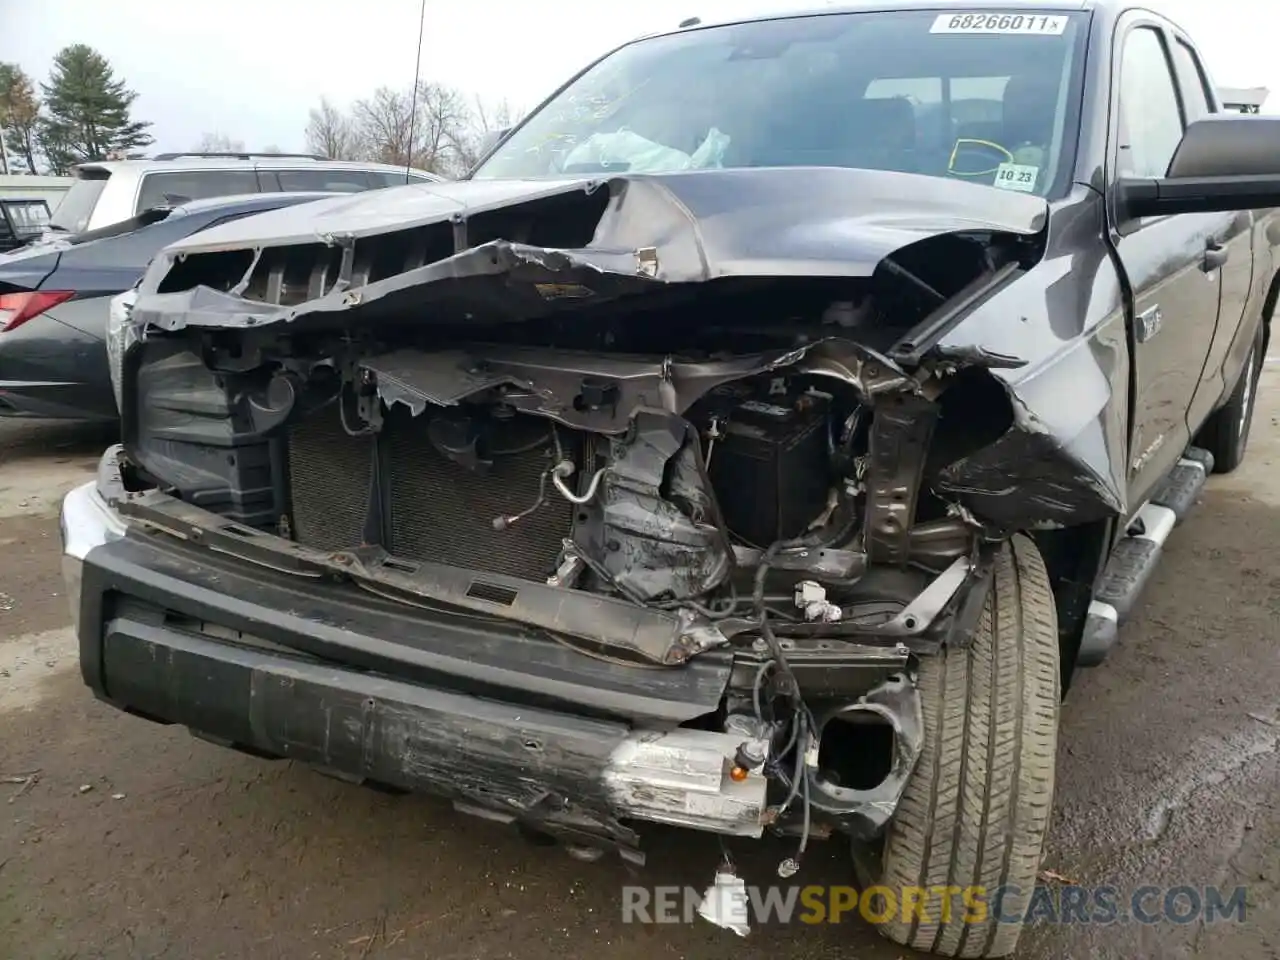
[2,365,1279,960]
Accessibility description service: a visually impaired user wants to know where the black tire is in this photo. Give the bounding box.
[1198,323,1264,474]
[860,535,1060,959]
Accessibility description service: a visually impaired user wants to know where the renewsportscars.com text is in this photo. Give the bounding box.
[622,883,1248,927]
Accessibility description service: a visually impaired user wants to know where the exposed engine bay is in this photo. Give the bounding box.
[112,168,1119,855]
[119,264,1014,847]
[126,260,1018,667]
[285,338,974,638]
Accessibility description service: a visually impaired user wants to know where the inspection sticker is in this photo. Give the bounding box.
[930,13,1069,34]
[993,162,1040,193]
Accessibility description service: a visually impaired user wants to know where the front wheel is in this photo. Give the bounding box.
[858,535,1060,959]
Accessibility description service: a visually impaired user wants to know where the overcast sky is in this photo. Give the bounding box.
[0,0,1274,154]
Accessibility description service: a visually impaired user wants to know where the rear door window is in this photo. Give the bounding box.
[135,170,263,213]
[273,168,373,192]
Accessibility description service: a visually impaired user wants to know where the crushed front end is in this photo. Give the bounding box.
[66,170,1069,866]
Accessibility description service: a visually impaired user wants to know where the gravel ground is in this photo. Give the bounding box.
[2,364,1278,960]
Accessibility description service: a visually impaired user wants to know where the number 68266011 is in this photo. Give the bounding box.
[931,12,1069,34]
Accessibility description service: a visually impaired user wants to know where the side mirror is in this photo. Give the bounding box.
[1118,115,1280,218]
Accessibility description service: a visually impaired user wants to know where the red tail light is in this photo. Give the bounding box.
[0,291,76,333]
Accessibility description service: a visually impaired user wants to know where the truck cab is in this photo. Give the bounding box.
[57,5,1278,958]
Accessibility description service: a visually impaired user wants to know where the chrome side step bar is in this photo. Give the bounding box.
[1077,448,1213,667]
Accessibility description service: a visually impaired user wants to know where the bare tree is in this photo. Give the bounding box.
[304,97,357,160]
[474,96,524,135]
[412,82,474,175]
[451,95,526,172]
[195,131,246,153]
[319,82,507,176]
[352,86,416,167]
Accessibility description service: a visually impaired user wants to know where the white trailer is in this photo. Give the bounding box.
[0,174,75,207]
[1218,86,1269,113]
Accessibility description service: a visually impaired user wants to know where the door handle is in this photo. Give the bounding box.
[1203,239,1229,272]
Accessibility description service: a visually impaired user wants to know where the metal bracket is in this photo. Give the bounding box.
[878,556,972,637]
[864,393,938,565]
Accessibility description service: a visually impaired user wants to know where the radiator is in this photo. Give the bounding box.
[286,404,573,580]
[286,403,373,552]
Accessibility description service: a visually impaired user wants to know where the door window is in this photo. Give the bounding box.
[1116,27,1185,178]
[274,168,373,192]
[1170,40,1215,122]
[369,170,431,187]
[135,170,262,212]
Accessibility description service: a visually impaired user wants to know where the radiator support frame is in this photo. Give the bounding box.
[285,402,580,584]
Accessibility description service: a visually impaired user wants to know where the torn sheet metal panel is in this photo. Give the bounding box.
[932,338,1130,531]
[361,345,794,435]
[136,239,658,333]
[162,176,608,252]
[360,338,919,435]
[132,166,1049,333]
[934,328,1129,532]
[582,409,734,602]
[158,166,1049,260]
[936,428,1123,531]
[924,189,1131,528]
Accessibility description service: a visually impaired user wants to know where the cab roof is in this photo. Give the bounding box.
[657,1,1149,37]
[71,156,442,180]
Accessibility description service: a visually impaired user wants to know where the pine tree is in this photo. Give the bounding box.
[37,45,153,173]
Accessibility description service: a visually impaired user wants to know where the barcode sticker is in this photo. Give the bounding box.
[931,13,1069,35]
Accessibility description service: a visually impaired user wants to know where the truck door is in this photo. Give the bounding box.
[1109,20,1230,511]
[1166,33,1256,435]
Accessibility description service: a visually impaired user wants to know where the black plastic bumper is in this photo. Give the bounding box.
[79,533,731,726]
[74,530,750,850]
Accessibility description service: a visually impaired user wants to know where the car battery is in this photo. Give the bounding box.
[707,391,831,548]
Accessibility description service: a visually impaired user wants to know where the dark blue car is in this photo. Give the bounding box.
[0,191,338,420]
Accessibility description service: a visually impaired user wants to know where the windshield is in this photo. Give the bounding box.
[473,10,1087,198]
[48,174,110,233]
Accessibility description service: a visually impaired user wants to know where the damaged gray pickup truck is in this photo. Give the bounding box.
[61,3,1276,956]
